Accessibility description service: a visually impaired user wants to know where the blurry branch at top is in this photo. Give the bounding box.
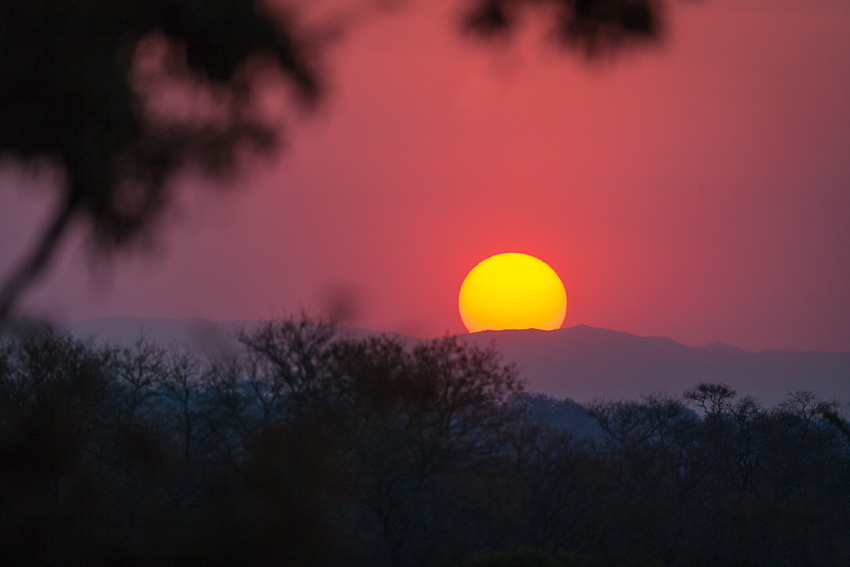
[461,0,667,58]
[0,0,673,326]
[0,0,324,324]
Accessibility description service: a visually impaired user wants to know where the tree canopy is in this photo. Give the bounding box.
[1,321,847,566]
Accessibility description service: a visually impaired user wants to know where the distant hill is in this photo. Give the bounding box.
[56,318,849,407]
[461,326,850,406]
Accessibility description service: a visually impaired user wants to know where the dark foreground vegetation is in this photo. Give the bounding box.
[1,320,848,567]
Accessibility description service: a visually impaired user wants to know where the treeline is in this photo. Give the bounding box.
[0,320,848,567]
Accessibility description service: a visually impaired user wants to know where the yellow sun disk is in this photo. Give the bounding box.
[459,253,567,332]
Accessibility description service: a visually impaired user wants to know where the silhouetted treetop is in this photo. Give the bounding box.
[1,325,848,566]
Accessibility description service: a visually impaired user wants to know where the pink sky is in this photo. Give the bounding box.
[2,0,849,351]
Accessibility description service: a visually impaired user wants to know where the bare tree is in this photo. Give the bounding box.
[683,382,737,419]
[332,334,523,567]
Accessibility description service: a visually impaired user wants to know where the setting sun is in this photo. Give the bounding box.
[459,253,567,333]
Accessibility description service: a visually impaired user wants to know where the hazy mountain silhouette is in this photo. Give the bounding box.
[58,318,849,406]
[462,325,850,406]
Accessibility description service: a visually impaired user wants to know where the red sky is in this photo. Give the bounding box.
[2,0,850,352]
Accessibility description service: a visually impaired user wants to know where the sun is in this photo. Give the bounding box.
[459,253,567,333]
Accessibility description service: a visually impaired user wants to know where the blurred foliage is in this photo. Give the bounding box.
[0,0,673,323]
[0,0,319,242]
[0,319,848,566]
[0,0,321,321]
[462,0,666,57]
[818,406,850,442]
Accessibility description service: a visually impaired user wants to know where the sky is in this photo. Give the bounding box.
[1,0,850,352]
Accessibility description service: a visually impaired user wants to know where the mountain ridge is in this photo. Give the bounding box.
[49,317,849,407]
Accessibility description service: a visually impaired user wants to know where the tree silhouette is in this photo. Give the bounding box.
[1,323,848,566]
[0,0,672,324]
[0,0,322,323]
[462,0,665,57]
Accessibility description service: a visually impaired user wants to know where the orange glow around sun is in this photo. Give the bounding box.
[459,253,567,333]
